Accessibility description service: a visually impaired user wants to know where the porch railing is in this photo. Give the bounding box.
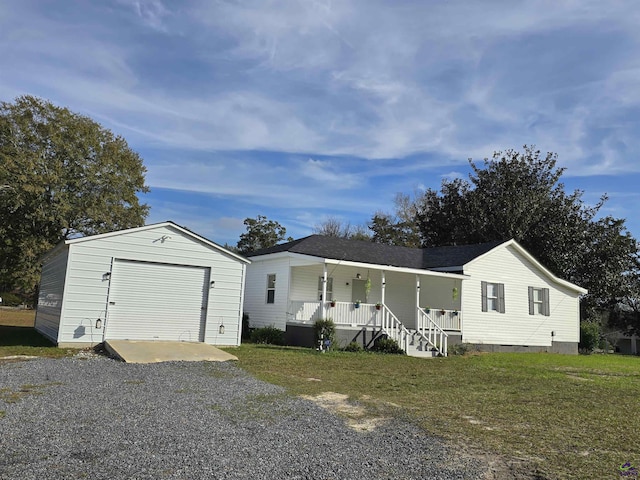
[422,308,461,331]
[380,305,411,353]
[416,307,449,357]
[288,300,382,325]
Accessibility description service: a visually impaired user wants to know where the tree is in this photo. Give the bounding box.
[414,146,639,319]
[236,215,292,254]
[313,216,371,241]
[0,95,149,294]
[369,193,421,247]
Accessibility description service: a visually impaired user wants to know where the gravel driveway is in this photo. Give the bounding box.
[0,356,484,479]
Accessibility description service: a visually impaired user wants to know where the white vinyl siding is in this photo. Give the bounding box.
[34,248,70,343]
[244,258,292,329]
[45,224,245,346]
[462,244,580,347]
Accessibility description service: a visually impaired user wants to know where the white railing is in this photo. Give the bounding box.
[379,305,410,353]
[416,308,449,357]
[289,300,383,325]
[421,308,461,330]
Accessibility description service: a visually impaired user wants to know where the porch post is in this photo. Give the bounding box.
[321,263,328,319]
[416,275,421,326]
[381,270,386,305]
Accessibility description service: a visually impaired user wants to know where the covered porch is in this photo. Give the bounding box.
[285,257,465,356]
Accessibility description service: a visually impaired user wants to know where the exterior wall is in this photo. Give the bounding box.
[419,276,462,312]
[461,244,580,349]
[54,225,244,346]
[244,257,292,329]
[34,247,70,343]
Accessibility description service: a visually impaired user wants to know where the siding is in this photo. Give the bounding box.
[35,248,69,343]
[244,257,291,329]
[462,244,580,346]
[56,225,244,345]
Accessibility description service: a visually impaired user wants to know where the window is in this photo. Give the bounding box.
[266,274,276,304]
[317,276,333,301]
[481,281,505,313]
[528,287,550,316]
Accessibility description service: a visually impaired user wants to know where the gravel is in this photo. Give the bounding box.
[0,356,485,479]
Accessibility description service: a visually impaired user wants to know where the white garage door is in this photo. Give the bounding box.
[105,259,210,342]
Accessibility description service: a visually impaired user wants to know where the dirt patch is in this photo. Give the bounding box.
[301,391,390,432]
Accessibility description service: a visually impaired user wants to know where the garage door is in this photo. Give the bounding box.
[105,259,210,342]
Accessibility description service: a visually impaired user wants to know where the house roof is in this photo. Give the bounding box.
[246,235,504,270]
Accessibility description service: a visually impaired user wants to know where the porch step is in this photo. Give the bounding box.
[405,345,440,358]
[405,329,444,358]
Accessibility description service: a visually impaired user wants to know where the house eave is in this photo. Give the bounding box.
[324,258,468,279]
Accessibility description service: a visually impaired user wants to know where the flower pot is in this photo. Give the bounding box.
[354,303,360,309]
[330,301,336,307]
[375,304,381,310]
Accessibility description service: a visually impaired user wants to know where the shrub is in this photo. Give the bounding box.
[579,321,601,354]
[0,292,22,307]
[249,326,285,345]
[449,343,474,356]
[313,318,337,351]
[371,337,405,355]
[241,313,251,340]
[343,341,363,352]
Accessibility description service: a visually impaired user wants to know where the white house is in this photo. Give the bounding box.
[35,222,249,348]
[244,236,587,356]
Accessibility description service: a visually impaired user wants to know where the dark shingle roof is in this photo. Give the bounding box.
[246,235,505,270]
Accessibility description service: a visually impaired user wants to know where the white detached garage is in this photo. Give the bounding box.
[35,222,250,347]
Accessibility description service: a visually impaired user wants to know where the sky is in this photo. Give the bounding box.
[1,0,639,246]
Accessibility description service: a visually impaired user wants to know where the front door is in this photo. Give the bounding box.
[351,279,367,303]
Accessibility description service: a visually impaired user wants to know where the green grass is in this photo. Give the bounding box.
[227,344,640,479]
[0,310,74,358]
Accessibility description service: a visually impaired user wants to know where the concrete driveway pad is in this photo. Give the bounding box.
[105,340,238,363]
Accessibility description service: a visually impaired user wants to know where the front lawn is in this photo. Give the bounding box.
[230,345,640,479]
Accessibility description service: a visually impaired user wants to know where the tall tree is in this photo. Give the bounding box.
[313,216,371,241]
[415,146,639,318]
[236,215,292,254]
[0,95,149,294]
[369,193,421,247]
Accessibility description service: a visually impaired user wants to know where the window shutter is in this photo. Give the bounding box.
[481,281,488,312]
[498,283,505,313]
[542,288,550,316]
[528,287,534,315]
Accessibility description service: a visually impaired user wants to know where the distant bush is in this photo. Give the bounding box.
[371,337,405,355]
[343,341,363,352]
[579,321,601,354]
[0,292,22,307]
[313,318,337,351]
[249,326,285,345]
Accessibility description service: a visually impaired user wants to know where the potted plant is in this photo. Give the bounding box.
[452,310,459,316]
[354,300,361,309]
[375,302,382,310]
[423,306,431,314]
[440,308,446,315]
[330,300,336,307]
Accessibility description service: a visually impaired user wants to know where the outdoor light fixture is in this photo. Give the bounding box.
[356,273,361,279]
[95,318,102,329]
[102,272,111,281]
[219,324,225,335]
[551,331,555,337]
[210,281,215,288]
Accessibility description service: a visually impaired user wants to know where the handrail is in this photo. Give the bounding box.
[380,304,411,353]
[416,307,449,356]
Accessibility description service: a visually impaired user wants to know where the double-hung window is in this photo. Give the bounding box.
[266,274,276,304]
[481,281,505,313]
[528,287,550,316]
[317,277,333,301]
